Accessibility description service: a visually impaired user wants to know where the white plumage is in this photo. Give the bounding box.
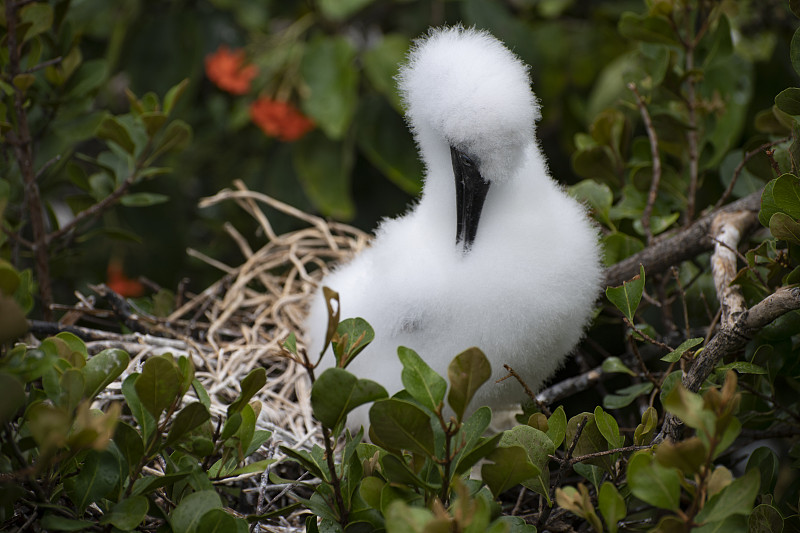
[304,26,602,428]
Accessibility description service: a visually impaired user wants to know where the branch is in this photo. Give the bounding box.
[628,83,661,245]
[659,286,800,441]
[714,138,789,209]
[710,211,752,328]
[604,189,763,287]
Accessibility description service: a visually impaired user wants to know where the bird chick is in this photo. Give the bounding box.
[304,26,602,429]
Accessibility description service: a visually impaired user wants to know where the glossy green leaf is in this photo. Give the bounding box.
[96,116,136,155]
[227,367,266,416]
[300,35,358,139]
[332,317,375,368]
[603,382,653,410]
[633,406,657,445]
[312,368,387,429]
[101,495,148,530]
[598,481,626,533]
[165,402,210,447]
[369,398,434,456]
[569,179,614,227]
[626,451,681,511]
[593,406,624,448]
[769,212,800,245]
[605,264,645,323]
[547,405,567,448]
[566,413,614,473]
[64,450,120,512]
[164,78,190,115]
[696,468,760,523]
[134,355,181,419]
[661,337,703,363]
[398,346,447,412]
[499,425,554,500]
[746,447,779,495]
[39,515,94,531]
[447,347,491,422]
[775,88,800,116]
[120,192,169,207]
[195,508,240,533]
[83,348,130,400]
[772,173,800,219]
[114,421,144,476]
[170,490,223,533]
[481,445,541,498]
[601,356,636,376]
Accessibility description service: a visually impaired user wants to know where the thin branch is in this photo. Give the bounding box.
[628,83,661,245]
[500,364,552,416]
[604,188,762,287]
[659,287,800,441]
[23,55,62,74]
[715,138,789,209]
[538,416,588,529]
[684,11,700,225]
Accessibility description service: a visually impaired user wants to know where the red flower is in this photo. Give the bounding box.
[204,45,257,95]
[250,97,315,142]
[107,259,144,298]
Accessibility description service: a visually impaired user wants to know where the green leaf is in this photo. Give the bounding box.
[96,116,136,155]
[603,382,654,410]
[120,192,169,207]
[0,295,28,343]
[83,348,129,400]
[569,179,614,227]
[602,232,644,266]
[792,26,800,78]
[134,355,181,419]
[39,515,95,531]
[0,372,25,424]
[618,12,679,45]
[547,405,567,448]
[481,445,541,498]
[300,35,358,139]
[166,402,211,447]
[633,406,657,445]
[655,437,707,476]
[101,495,149,530]
[772,173,800,219]
[447,347,492,422]
[715,361,767,375]
[748,504,784,533]
[696,468,760,523]
[605,264,645,322]
[164,78,190,115]
[598,481,626,533]
[661,337,703,363]
[369,398,435,457]
[775,88,800,116]
[19,2,54,42]
[196,508,240,533]
[626,451,681,511]
[279,446,328,481]
[566,413,614,474]
[499,425,555,500]
[130,472,191,496]
[292,131,355,220]
[362,34,409,112]
[227,367,266,416]
[155,119,192,155]
[312,368,387,429]
[64,450,120,512]
[746,447,779,495]
[114,422,144,476]
[170,490,223,533]
[356,95,423,194]
[332,317,375,367]
[663,384,715,433]
[317,0,374,21]
[593,406,624,448]
[769,212,800,245]
[398,346,447,412]
[601,356,636,376]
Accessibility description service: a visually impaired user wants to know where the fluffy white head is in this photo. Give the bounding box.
[397,26,540,183]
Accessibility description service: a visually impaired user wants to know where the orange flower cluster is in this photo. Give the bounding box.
[250,97,315,142]
[204,45,257,95]
[107,259,144,298]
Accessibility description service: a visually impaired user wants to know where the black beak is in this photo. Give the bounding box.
[451,146,490,252]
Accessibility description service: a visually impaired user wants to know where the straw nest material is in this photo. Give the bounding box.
[67,179,369,531]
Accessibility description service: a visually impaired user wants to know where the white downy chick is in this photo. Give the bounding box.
[304,26,603,429]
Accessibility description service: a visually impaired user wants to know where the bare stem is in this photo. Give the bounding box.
[715,138,789,209]
[6,0,53,319]
[628,83,661,244]
[684,8,700,225]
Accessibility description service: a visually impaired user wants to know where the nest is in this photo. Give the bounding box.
[59,180,369,530]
